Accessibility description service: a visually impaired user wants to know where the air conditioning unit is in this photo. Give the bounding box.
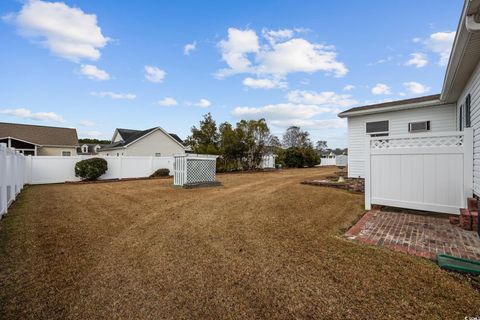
[408,121,430,133]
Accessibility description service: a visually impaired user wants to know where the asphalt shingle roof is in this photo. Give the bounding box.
[0,122,79,146]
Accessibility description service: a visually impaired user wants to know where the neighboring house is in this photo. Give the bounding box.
[0,122,78,156]
[97,127,186,156]
[338,0,480,214]
[77,143,105,155]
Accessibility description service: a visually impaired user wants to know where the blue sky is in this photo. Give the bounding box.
[0,0,461,147]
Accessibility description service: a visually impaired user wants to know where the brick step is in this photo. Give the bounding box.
[459,207,479,231]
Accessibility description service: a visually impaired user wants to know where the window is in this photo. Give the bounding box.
[62,151,71,157]
[155,153,162,157]
[366,120,389,135]
[81,145,88,153]
[465,94,471,128]
[408,121,430,133]
[459,105,463,131]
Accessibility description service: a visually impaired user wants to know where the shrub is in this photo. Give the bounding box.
[75,157,108,180]
[150,168,170,177]
[284,147,319,168]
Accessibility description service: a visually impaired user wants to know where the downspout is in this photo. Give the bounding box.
[466,9,480,32]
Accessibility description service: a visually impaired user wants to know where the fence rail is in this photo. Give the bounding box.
[0,143,26,217]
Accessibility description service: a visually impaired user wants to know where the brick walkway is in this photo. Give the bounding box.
[346,209,480,261]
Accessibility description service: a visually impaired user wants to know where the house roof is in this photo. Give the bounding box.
[0,122,79,146]
[101,127,185,151]
[338,94,442,118]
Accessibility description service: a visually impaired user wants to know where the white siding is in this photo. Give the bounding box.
[347,103,456,178]
[456,60,480,195]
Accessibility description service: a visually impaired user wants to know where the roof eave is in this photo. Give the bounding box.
[338,99,444,118]
[440,0,470,103]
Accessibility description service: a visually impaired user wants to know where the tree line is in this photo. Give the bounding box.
[186,113,327,171]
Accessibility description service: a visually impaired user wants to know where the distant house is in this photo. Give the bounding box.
[97,127,186,156]
[77,143,105,155]
[0,122,78,156]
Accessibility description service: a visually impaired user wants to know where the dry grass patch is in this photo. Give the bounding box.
[0,167,479,319]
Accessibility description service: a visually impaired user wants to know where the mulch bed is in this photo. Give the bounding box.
[301,176,364,193]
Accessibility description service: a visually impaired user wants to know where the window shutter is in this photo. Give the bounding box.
[459,105,463,130]
[465,94,471,128]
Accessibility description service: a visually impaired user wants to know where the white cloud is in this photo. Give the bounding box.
[256,38,348,77]
[343,84,355,91]
[0,108,65,122]
[144,65,166,83]
[158,97,178,106]
[79,119,95,127]
[270,118,347,129]
[216,28,347,79]
[242,77,287,89]
[262,28,294,44]
[6,0,109,62]
[405,53,428,68]
[287,90,357,108]
[216,28,259,78]
[371,83,391,95]
[233,89,356,121]
[183,41,196,55]
[80,64,110,81]
[90,91,136,100]
[413,31,456,66]
[403,81,430,94]
[194,99,211,108]
[233,103,336,120]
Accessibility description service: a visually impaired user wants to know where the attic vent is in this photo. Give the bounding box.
[408,121,430,133]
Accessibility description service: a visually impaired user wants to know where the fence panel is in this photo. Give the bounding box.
[0,143,26,217]
[365,129,473,214]
[25,155,178,185]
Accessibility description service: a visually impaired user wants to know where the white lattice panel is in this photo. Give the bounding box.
[186,159,216,183]
[371,135,464,150]
[173,154,218,186]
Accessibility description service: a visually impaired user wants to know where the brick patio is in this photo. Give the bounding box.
[346,209,480,261]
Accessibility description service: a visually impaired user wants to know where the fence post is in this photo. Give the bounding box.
[463,128,474,205]
[118,155,123,180]
[0,144,6,216]
[364,137,371,210]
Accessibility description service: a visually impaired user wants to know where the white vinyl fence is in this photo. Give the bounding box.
[174,154,218,186]
[319,157,336,166]
[25,155,175,184]
[365,129,473,214]
[0,144,26,217]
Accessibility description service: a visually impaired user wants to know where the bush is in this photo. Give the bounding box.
[284,147,319,168]
[75,157,108,180]
[150,168,170,177]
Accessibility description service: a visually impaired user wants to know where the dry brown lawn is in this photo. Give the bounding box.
[0,167,479,319]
